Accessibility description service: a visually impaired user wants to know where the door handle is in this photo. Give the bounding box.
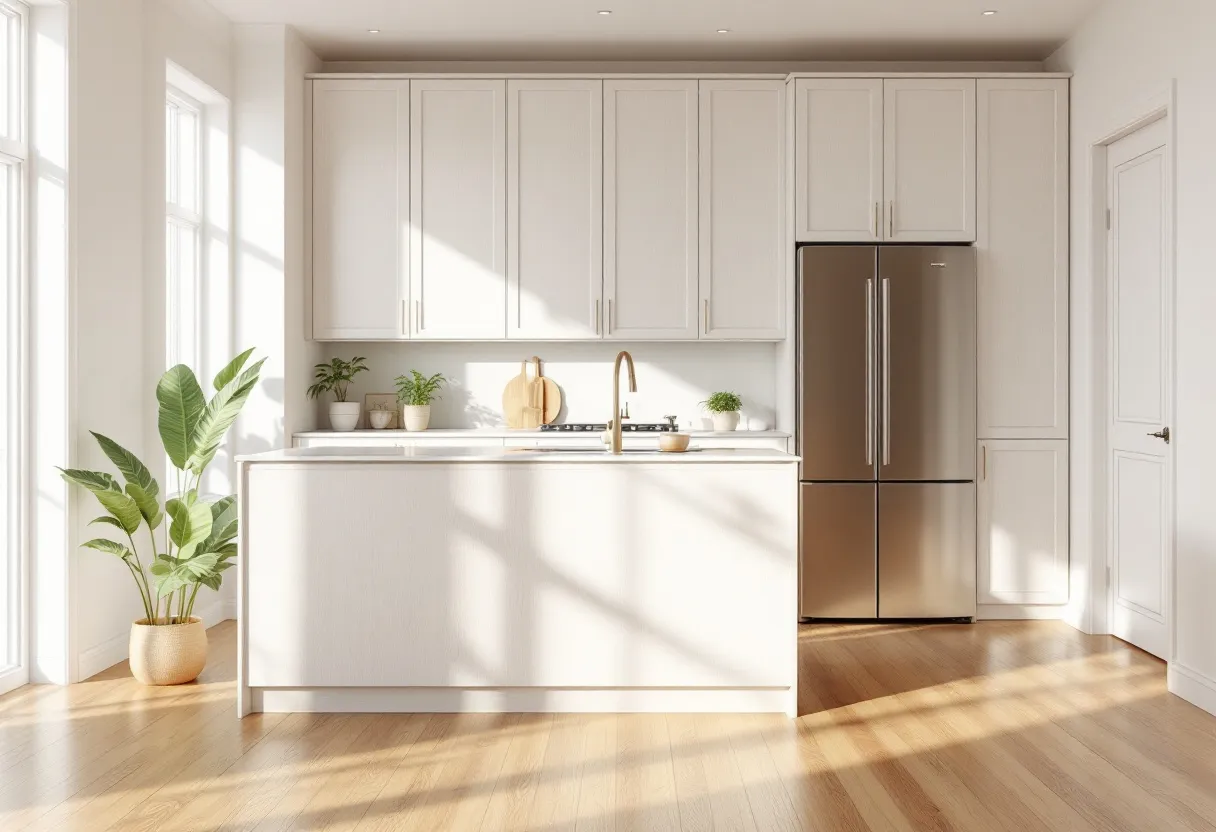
[1148,427,1171,444]
[881,277,891,466]
[865,278,874,466]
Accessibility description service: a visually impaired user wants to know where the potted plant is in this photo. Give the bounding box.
[307,356,368,431]
[702,391,743,432]
[59,349,264,685]
[394,370,446,431]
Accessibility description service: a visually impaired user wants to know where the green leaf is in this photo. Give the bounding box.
[200,496,237,551]
[126,483,163,530]
[167,498,213,559]
[187,359,266,476]
[199,573,222,591]
[183,552,219,578]
[81,538,134,559]
[89,432,159,499]
[89,516,125,529]
[156,569,191,597]
[157,365,207,471]
[149,556,174,576]
[212,347,255,392]
[58,468,121,493]
[93,489,143,535]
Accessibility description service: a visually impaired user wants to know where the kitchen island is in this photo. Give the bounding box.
[236,446,799,716]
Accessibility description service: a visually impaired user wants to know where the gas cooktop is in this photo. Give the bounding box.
[539,423,677,433]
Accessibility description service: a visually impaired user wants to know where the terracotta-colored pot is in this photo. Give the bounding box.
[129,617,207,685]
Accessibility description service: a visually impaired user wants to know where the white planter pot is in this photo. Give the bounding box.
[329,401,362,431]
[129,617,207,686]
[369,409,394,430]
[402,404,431,431]
[711,411,740,432]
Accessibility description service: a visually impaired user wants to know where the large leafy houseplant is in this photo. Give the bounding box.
[59,349,264,626]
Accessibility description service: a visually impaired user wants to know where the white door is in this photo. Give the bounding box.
[699,80,786,340]
[603,80,699,340]
[409,80,507,339]
[976,79,1069,439]
[311,80,409,340]
[978,440,1070,606]
[793,78,883,243]
[1107,117,1173,659]
[506,80,602,340]
[884,79,976,242]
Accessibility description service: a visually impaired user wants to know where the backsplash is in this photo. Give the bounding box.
[310,341,779,430]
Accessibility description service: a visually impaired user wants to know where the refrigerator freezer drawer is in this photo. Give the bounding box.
[878,483,977,619]
[800,483,877,618]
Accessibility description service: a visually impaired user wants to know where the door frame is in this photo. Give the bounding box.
[1080,83,1176,656]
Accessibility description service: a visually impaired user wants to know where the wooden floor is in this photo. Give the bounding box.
[3,621,1216,831]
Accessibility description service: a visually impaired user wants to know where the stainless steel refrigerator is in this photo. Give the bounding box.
[798,246,977,620]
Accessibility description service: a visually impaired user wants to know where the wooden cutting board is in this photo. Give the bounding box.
[502,357,561,428]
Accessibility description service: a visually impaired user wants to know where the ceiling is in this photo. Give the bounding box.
[207,0,1103,62]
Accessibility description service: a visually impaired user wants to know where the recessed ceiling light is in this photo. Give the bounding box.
[367,28,381,33]
[716,28,730,33]
[597,9,612,14]
[981,9,998,15]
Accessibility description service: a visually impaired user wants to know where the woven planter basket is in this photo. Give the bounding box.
[129,617,207,685]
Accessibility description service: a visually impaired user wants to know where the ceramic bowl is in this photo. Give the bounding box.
[659,433,691,453]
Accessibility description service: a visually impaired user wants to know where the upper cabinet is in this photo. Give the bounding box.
[976,79,1069,439]
[794,79,883,242]
[699,81,786,339]
[794,78,977,243]
[884,79,977,242]
[311,80,409,340]
[603,80,700,340]
[409,80,507,339]
[506,80,603,340]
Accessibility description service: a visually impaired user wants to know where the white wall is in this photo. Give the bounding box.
[309,342,779,431]
[1048,0,1216,715]
[71,0,236,680]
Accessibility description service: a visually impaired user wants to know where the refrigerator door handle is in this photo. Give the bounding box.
[865,278,874,466]
[882,277,891,466]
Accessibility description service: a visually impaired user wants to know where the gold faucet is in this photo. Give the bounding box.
[609,351,637,455]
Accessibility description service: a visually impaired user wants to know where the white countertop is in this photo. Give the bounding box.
[239,446,799,464]
[292,428,791,439]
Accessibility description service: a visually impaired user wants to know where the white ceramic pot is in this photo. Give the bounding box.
[369,409,394,430]
[329,401,361,431]
[402,404,431,431]
[711,411,740,432]
[129,617,207,686]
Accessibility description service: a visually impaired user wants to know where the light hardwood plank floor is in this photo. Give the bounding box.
[3,620,1215,831]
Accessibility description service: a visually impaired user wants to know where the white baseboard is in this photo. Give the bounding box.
[77,630,128,681]
[977,604,1069,621]
[0,665,29,696]
[251,687,797,716]
[1168,663,1216,718]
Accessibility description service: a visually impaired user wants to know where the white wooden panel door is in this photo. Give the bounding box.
[793,78,883,242]
[507,80,602,339]
[699,81,786,340]
[1107,118,1173,660]
[977,80,1069,439]
[978,440,1069,605]
[410,80,507,339]
[311,80,408,340]
[884,79,976,242]
[604,80,699,340]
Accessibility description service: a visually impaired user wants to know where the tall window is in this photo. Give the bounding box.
[0,0,27,694]
[165,87,202,371]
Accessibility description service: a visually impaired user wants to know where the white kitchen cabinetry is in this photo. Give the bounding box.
[793,79,883,243]
[699,81,786,339]
[311,80,409,339]
[884,79,977,242]
[409,80,507,339]
[507,80,603,340]
[978,440,1069,606]
[603,80,699,340]
[977,79,1069,439]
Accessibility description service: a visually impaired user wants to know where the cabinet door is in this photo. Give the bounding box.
[977,79,1069,439]
[794,79,883,243]
[507,80,603,340]
[409,80,507,339]
[311,80,408,340]
[978,440,1069,605]
[883,79,976,242]
[699,80,786,339]
[604,80,699,340]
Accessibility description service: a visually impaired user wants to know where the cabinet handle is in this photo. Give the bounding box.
[873,202,880,238]
[982,444,988,481]
[882,277,891,466]
[401,300,407,336]
[608,299,614,334]
[594,299,601,335]
[703,299,710,335]
[888,201,895,238]
[415,300,421,333]
[865,278,873,466]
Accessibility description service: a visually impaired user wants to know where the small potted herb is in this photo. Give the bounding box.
[307,356,369,431]
[395,370,447,431]
[702,391,743,432]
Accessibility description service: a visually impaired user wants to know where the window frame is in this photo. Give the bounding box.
[165,84,205,372]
